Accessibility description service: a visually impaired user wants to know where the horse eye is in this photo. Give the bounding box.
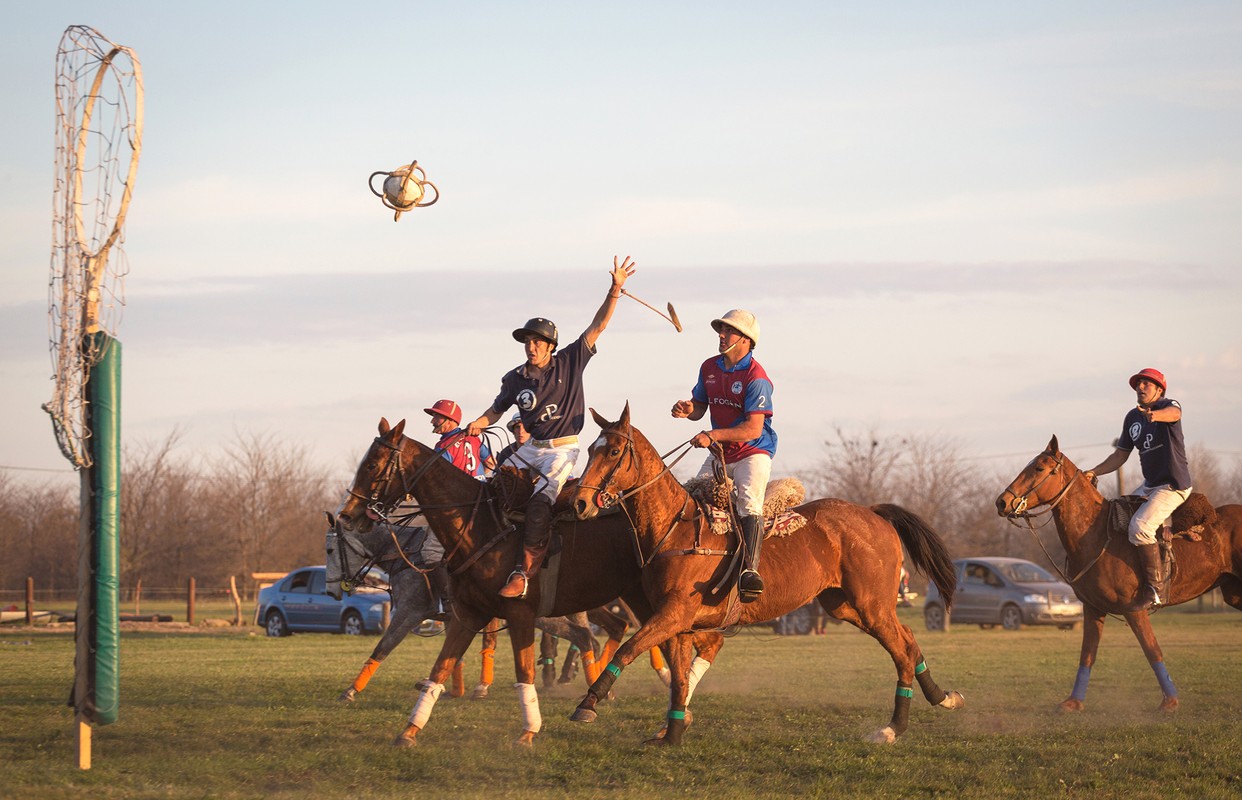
[610,447,621,457]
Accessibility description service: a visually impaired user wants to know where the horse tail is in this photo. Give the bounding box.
[871,503,957,609]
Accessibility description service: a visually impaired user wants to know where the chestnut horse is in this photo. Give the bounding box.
[997,436,1242,712]
[569,405,964,745]
[334,418,724,747]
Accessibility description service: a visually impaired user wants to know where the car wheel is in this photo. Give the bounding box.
[1000,604,1023,631]
[924,603,946,632]
[265,610,289,637]
[342,610,365,636]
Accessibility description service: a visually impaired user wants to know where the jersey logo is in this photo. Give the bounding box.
[517,389,537,411]
[538,403,559,423]
[1129,421,1142,442]
[731,380,743,395]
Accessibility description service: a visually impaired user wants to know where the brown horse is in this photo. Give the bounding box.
[334,418,724,747]
[996,436,1242,712]
[568,404,964,744]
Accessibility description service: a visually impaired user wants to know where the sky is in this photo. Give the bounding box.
[2,1,1240,496]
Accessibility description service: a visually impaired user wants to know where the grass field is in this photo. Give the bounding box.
[2,606,1241,799]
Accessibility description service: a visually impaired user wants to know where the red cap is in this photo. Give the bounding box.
[423,399,462,425]
[1128,368,1166,393]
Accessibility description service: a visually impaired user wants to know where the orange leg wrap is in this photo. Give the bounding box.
[351,658,382,693]
[649,646,666,671]
[581,649,600,682]
[601,638,621,667]
[450,657,466,698]
[480,647,495,685]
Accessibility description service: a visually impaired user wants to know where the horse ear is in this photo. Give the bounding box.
[392,419,406,439]
[620,401,631,427]
[379,417,391,435]
[1047,435,1060,454]
[590,407,611,429]
[325,511,336,528]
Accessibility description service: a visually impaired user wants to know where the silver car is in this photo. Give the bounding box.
[924,557,1083,632]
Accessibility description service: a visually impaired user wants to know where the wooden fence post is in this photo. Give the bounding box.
[229,576,242,626]
[26,577,34,625]
[187,577,196,625]
[134,578,142,616]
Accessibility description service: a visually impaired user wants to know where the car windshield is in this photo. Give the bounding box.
[1003,562,1056,583]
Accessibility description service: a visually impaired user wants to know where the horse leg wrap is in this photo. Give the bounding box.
[1070,665,1091,702]
[514,682,542,734]
[582,649,600,682]
[664,708,689,745]
[592,662,622,700]
[649,647,666,671]
[481,648,495,686]
[352,658,382,693]
[1152,662,1178,698]
[601,638,621,666]
[914,659,946,705]
[408,681,445,729]
[684,656,712,705]
[890,684,913,736]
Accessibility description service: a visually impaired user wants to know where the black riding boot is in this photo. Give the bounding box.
[1130,543,1165,611]
[428,563,452,621]
[500,495,554,599]
[739,514,765,602]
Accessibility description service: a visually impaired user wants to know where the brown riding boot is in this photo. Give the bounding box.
[1130,543,1165,611]
[738,514,765,602]
[499,495,554,599]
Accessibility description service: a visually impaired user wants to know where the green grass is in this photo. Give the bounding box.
[2,607,1241,799]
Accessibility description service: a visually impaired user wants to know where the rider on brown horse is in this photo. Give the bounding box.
[1083,368,1193,611]
[670,308,776,602]
[464,256,637,600]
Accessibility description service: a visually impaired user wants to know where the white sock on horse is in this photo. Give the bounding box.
[514,682,542,733]
[407,681,445,728]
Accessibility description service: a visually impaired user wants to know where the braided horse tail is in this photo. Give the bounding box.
[871,504,958,610]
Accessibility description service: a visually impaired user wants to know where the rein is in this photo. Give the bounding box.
[1003,456,1108,585]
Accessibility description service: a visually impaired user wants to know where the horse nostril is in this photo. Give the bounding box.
[574,499,588,519]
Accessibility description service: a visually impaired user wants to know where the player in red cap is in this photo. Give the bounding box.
[424,399,492,478]
[1084,368,1193,610]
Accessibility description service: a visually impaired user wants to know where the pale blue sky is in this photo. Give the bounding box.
[2,2,1240,491]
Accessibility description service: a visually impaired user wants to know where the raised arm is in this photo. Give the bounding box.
[582,256,636,350]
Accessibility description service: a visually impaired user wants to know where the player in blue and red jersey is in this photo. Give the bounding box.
[671,308,777,602]
[1084,368,1193,610]
[465,256,637,600]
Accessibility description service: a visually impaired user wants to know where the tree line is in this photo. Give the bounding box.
[2,428,1239,598]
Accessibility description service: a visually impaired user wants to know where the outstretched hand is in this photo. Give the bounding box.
[671,399,695,418]
[611,255,636,291]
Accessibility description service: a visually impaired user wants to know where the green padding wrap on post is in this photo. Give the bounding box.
[88,332,121,725]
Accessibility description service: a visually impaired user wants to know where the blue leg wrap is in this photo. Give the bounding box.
[1070,666,1091,701]
[1153,661,1177,698]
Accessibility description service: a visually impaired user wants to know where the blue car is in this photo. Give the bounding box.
[256,566,389,636]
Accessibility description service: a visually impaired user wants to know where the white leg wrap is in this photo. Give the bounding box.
[407,681,445,729]
[685,657,712,705]
[514,682,542,733]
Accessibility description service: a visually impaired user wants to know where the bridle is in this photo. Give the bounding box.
[577,425,698,511]
[1001,450,1108,585]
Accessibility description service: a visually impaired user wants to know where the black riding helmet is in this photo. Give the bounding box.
[512,317,558,348]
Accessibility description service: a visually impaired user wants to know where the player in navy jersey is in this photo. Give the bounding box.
[671,309,776,602]
[465,256,637,600]
[1084,368,1193,610]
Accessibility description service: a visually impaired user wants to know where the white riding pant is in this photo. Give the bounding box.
[696,452,772,517]
[515,440,580,502]
[1129,482,1192,546]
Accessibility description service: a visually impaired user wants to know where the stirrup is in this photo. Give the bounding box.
[738,569,764,603]
[499,569,529,600]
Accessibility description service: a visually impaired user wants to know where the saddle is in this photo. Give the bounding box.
[1108,492,1217,543]
[682,475,809,538]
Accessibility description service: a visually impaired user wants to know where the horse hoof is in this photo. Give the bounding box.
[570,707,597,723]
[471,684,490,700]
[338,689,357,704]
[643,734,674,746]
[939,690,965,711]
[866,726,898,744]
[1057,698,1084,714]
[513,731,536,748]
[1158,696,1179,713]
[392,727,419,748]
